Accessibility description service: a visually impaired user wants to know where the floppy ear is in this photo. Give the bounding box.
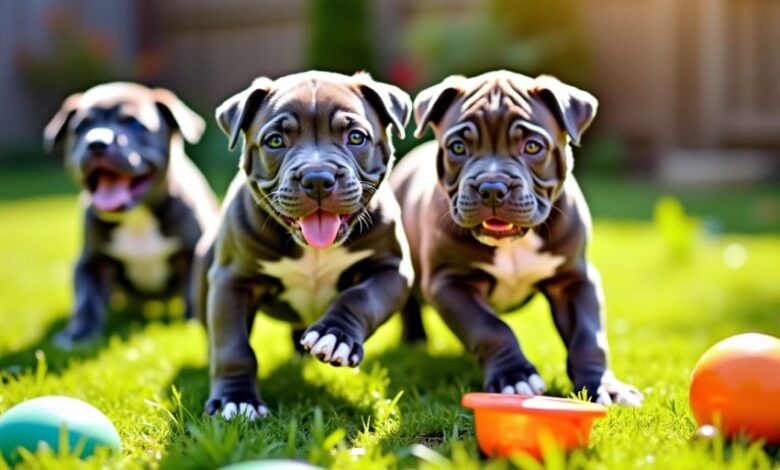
[215,77,274,151]
[413,75,466,138]
[43,92,83,154]
[153,88,206,144]
[534,75,598,146]
[355,74,412,139]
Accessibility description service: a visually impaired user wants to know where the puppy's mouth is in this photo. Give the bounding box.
[473,218,529,239]
[85,168,154,212]
[278,209,353,249]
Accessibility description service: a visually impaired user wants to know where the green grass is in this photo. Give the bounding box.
[0,191,779,469]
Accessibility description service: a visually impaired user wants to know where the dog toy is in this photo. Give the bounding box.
[0,396,121,463]
[689,333,780,444]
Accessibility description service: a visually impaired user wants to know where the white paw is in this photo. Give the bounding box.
[595,381,643,407]
[220,402,268,421]
[501,375,545,396]
[300,330,321,350]
[331,342,351,366]
[310,334,337,361]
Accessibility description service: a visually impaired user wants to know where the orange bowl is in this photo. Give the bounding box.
[689,333,780,444]
[462,393,607,458]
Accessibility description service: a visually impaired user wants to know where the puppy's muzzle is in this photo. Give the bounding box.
[301,169,336,201]
[477,180,510,208]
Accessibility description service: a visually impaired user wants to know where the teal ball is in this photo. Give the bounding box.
[0,396,121,463]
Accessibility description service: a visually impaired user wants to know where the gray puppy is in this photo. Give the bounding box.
[391,71,642,405]
[195,71,413,420]
[44,82,219,348]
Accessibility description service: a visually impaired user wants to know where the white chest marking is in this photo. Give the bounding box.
[473,231,565,312]
[104,207,180,293]
[258,246,374,325]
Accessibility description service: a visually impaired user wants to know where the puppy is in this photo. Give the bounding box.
[44,82,219,348]
[391,71,642,405]
[195,71,413,420]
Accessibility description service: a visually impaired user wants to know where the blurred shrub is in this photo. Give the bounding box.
[306,0,378,75]
[405,0,592,88]
[575,133,630,175]
[16,10,123,102]
[654,196,700,262]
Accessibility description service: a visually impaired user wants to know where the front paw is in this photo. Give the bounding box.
[52,324,102,350]
[299,323,364,368]
[484,360,546,395]
[205,393,269,421]
[580,373,643,407]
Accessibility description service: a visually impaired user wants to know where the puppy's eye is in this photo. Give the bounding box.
[523,140,544,155]
[74,118,93,134]
[120,116,146,131]
[448,140,467,156]
[264,133,285,149]
[347,130,367,146]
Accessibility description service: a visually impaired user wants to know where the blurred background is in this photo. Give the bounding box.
[0,0,778,232]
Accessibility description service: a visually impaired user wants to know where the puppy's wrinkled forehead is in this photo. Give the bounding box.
[443,76,563,146]
[74,84,164,130]
[252,77,379,140]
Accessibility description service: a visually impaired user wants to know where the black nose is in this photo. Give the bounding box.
[301,170,336,200]
[87,140,108,154]
[477,181,509,207]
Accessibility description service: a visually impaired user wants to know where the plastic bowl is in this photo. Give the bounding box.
[462,393,607,458]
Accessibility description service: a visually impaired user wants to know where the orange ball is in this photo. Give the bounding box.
[689,333,780,444]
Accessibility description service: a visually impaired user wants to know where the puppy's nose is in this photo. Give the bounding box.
[301,170,336,200]
[477,181,509,207]
[85,128,115,155]
[87,140,108,153]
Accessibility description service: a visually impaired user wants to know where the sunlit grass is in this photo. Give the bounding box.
[0,194,778,469]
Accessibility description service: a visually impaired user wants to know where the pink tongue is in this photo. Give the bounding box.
[92,174,133,212]
[299,210,341,248]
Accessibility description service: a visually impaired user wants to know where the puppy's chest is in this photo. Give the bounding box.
[473,232,565,312]
[104,207,180,293]
[257,246,374,325]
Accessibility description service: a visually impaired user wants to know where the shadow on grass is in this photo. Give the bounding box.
[161,356,383,468]
[0,308,177,379]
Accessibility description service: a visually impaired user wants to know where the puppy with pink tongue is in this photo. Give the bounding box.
[299,210,342,249]
[195,72,415,420]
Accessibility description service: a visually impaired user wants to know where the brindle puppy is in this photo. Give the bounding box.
[392,71,642,405]
[195,71,413,419]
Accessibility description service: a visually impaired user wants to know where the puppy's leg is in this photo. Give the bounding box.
[55,255,113,349]
[400,294,427,344]
[428,274,545,395]
[301,266,410,367]
[542,264,643,406]
[205,266,268,420]
[171,250,196,320]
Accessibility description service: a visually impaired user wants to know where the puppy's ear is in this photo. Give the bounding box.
[534,75,598,146]
[215,77,274,151]
[355,73,412,139]
[153,88,206,144]
[413,76,466,138]
[43,92,82,154]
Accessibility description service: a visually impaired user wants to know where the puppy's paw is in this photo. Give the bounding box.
[484,363,546,396]
[206,395,269,421]
[579,373,643,407]
[300,323,364,368]
[52,326,102,350]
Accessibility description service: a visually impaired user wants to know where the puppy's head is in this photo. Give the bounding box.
[44,82,205,215]
[216,71,411,249]
[414,71,597,245]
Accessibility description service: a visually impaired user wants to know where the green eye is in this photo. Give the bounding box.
[265,134,285,149]
[347,130,367,146]
[524,140,543,155]
[449,140,467,156]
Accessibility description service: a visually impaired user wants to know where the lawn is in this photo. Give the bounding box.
[0,181,779,469]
